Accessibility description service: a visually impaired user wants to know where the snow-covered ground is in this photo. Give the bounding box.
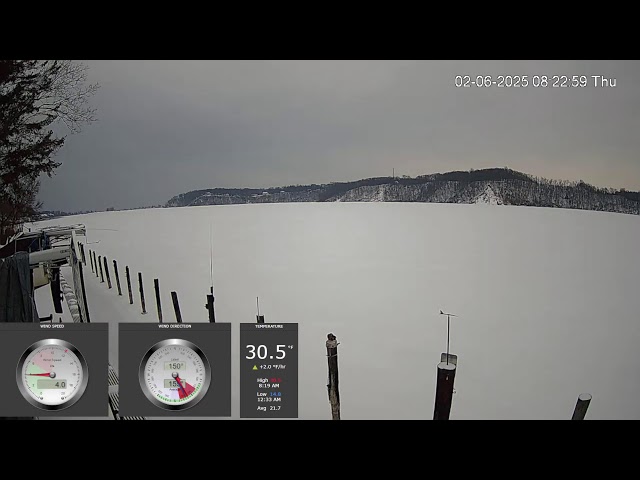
[474,185,503,205]
[33,203,640,419]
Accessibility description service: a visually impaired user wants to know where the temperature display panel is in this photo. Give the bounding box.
[240,323,298,418]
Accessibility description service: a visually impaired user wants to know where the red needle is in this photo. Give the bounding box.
[27,373,51,376]
[175,375,188,398]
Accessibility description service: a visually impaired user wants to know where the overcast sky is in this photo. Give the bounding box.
[38,60,640,212]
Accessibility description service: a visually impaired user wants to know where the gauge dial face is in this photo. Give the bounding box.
[16,339,89,411]
[139,339,211,411]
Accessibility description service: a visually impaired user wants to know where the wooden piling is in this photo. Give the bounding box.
[93,252,99,277]
[571,393,592,420]
[138,272,147,314]
[326,333,340,420]
[103,256,112,289]
[154,278,163,323]
[89,249,95,273]
[125,266,134,304]
[98,255,104,283]
[113,260,122,296]
[171,291,183,323]
[433,362,457,420]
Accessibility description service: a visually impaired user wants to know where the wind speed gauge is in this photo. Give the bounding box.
[139,339,211,411]
[16,339,89,410]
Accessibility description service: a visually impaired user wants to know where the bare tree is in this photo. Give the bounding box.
[0,60,98,243]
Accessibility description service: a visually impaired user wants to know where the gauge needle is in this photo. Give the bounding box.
[172,372,188,398]
[27,372,54,377]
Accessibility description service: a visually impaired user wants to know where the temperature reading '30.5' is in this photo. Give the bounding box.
[245,344,293,360]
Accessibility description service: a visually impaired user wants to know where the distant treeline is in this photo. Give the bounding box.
[167,168,531,205]
[165,168,640,215]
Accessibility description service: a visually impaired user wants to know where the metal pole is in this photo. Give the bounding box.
[433,362,457,420]
[440,311,457,364]
[125,266,133,304]
[138,272,147,314]
[103,256,112,289]
[206,286,215,323]
[171,291,183,323]
[256,296,264,323]
[154,278,163,323]
[571,393,592,420]
[447,314,450,365]
[113,260,122,296]
[98,255,104,283]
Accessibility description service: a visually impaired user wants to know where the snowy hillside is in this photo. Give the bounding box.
[474,185,503,205]
[166,168,640,216]
[33,203,640,419]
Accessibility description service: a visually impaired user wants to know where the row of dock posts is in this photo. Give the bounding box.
[83,243,592,420]
[85,246,215,325]
[87,242,336,420]
[81,243,147,420]
[82,243,214,421]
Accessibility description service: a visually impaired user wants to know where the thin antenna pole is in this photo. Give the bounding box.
[206,222,216,323]
[447,314,450,365]
[257,296,260,316]
[440,310,457,364]
[209,222,213,291]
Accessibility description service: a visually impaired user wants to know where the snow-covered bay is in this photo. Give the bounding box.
[34,203,640,419]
